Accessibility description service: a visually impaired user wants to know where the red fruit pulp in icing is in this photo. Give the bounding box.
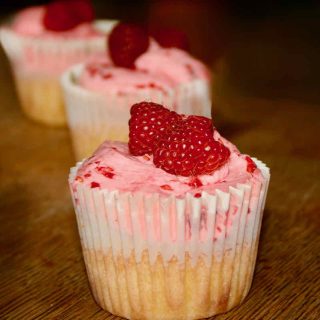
[245,156,257,173]
[108,22,149,69]
[96,166,115,179]
[160,184,173,191]
[43,0,94,32]
[188,177,203,188]
[90,181,100,188]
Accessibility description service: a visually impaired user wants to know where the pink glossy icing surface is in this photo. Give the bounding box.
[11,6,100,38]
[78,59,174,95]
[78,42,210,93]
[136,45,210,84]
[72,131,264,197]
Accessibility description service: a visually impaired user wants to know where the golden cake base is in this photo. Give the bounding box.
[70,125,128,160]
[83,247,257,320]
[14,75,66,127]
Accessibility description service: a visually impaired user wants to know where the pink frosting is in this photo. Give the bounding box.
[78,59,174,96]
[11,6,100,38]
[78,41,210,93]
[136,45,210,84]
[72,132,264,197]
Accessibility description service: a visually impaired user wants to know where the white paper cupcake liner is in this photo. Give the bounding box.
[0,20,116,75]
[69,158,270,319]
[61,64,176,160]
[0,21,114,126]
[174,78,212,118]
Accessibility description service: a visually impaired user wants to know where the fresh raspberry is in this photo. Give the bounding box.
[128,102,181,156]
[151,27,189,51]
[153,124,230,177]
[245,156,257,173]
[108,23,149,69]
[72,0,94,23]
[43,0,94,32]
[182,115,214,134]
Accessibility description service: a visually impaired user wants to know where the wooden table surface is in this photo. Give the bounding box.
[1,6,320,319]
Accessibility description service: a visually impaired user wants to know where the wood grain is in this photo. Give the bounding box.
[1,10,320,320]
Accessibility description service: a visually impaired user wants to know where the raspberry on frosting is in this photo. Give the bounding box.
[128,102,230,177]
[129,102,181,156]
[153,125,230,177]
[43,0,94,32]
[108,22,150,69]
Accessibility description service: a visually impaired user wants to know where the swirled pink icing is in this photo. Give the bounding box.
[78,41,210,93]
[78,59,174,95]
[135,45,210,85]
[11,6,100,38]
[72,131,264,197]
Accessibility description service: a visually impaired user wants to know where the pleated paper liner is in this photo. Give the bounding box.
[0,21,114,126]
[69,158,270,320]
[174,78,212,118]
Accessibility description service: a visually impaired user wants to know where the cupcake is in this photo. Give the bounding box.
[0,0,117,126]
[61,22,211,160]
[68,102,270,320]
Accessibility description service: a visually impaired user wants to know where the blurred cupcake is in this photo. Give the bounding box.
[69,102,270,320]
[0,0,117,126]
[62,22,211,159]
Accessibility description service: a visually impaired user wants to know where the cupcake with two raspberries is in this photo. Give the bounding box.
[62,22,211,160]
[0,0,116,126]
[69,102,270,320]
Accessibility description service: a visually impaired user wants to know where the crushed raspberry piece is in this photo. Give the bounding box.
[185,64,196,77]
[43,0,94,32]
[108,22,149,69]
[87,65,99,76]
[188,177,203,188]
[245,156,257,173]
[160,184,173,191]
[102,73,113,79]
[147,82,167,95]
[96,166,115,179]
[84,173,91,178]
[90,182,100,188]
[194,193,202,198]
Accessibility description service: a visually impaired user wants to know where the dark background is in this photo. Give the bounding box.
[0,2,319,319]
[1,0,320,104]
